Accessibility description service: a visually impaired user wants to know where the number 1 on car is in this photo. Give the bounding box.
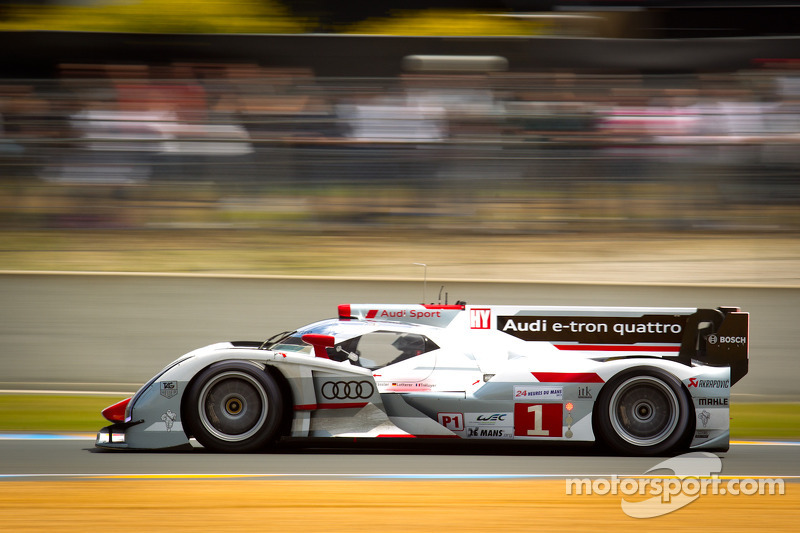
[514,403,563,437]
[525,404,549,435]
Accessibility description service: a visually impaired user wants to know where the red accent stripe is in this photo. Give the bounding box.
[422,305,465,310]
[532,372,605,383]
[376,434,460,439]
[365,310,378,319]
[294,402,369,411]
[554,344,680,352]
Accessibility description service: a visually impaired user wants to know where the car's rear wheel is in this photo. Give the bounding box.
[595,367,691,456]
[185,362,282,452]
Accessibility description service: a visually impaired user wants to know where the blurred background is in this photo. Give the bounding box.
[1,8,799,529]
[0,0,799,278]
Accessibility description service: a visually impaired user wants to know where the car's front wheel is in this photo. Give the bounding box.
[184,361,283,452]
[594,367,692,456]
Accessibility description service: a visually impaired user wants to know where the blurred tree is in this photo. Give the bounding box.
[0,0,555,35]
[0,0,310,33]
[342,9,546,35]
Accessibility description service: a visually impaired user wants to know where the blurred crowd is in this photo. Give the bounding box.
[1,62,799,233]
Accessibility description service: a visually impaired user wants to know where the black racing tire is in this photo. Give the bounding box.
[594,367,692,456]
[184,361,283,453]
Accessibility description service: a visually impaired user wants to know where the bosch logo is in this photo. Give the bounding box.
[721,336,746,344]
[707,334,746,345]
[321,380,375,400]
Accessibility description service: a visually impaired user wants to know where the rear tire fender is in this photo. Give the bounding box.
[594,366,692,456]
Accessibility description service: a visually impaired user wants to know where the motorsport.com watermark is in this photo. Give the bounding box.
[565,452,786,519]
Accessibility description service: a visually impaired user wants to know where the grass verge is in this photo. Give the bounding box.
[0,394,798,440]
[1,229,799,286]
[729,403,800,440]
[0,395,126,433]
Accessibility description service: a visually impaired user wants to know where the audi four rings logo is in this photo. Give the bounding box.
[321,380,375,400]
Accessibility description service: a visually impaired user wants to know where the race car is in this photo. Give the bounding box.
[96,302,749,455]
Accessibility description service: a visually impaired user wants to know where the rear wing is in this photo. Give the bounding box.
[677,307,749,385]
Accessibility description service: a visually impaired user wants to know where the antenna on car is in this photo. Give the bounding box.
[413,263,427,303]
[438,285,448,305]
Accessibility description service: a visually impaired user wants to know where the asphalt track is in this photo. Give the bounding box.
[0,273,797,399]
[1,437,799,479]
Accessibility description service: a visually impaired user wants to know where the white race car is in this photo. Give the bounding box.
[96,302,748,455]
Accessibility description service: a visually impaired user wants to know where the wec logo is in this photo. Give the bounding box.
[476,413,507,422]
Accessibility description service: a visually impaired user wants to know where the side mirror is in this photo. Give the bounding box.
[302,334,336,359]
[336,345,360,362]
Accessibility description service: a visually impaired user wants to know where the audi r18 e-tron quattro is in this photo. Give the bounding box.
[97,302,748,455]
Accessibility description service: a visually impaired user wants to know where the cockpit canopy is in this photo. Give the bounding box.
[268,319,439,370]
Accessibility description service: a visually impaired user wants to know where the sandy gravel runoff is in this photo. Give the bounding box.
[1,479,796,532]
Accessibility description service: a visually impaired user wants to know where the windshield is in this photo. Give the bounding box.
[266,320,371,354]
[260,330,296,350]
